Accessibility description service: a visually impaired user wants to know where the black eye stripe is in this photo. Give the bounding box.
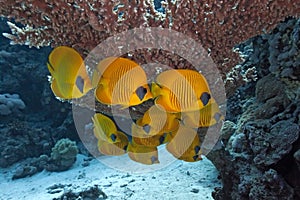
[110,134,117,142]
[194,145,200,154]
[136,86,147,101]
[200,92,211,106]
[151,156,158,164]
[193,155,198,161]
[143,124,150,134]
[76,76,84,93]
[214,112,223,122]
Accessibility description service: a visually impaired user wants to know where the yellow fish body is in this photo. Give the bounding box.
[152,69,213,112]
[92,113,121,143]
[92,57,153,108]
[127,141,160,165]
[166,125,202,162]
[47,46,92,99]
[97,131,129,156]
[182,101,224,128]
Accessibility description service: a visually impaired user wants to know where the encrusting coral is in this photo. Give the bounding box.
[46,138,78,172]
[0,0,299,94]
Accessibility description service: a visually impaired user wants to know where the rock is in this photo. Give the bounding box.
[294,149,300,171]
[191,188,199,193]
[53,185,107,200]
[12,165,37,180]
[249,169,294,200]
[245,120,299,166]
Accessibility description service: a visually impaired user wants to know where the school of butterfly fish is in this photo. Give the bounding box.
[47,46,224,165]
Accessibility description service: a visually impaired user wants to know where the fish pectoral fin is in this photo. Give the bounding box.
[151,82,162,97]
[94,85,112,104]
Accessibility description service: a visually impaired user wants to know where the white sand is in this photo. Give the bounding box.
[0,153,221,200]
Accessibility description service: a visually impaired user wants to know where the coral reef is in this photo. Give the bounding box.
[0,2,300,199]
[0,93,25,115]
[46,138,78,172]
[208,18,300,199]
[0,18,83,169]
[0,0,299,93]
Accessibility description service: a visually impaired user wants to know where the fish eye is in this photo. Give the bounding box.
[143,124,150,134]
[135,86,148,101]
[200,92,211,106]
[110,134,117,142]
[123,145,128,151]
[76,76,85,93]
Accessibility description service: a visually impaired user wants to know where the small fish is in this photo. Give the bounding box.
[182,102,224,128]
[47,46,92,99]
[166,125,202,162]
[131,105,180,147]
[136,105,180,136]
[127,142,160,165]
[97,131,129,156]
[92,113,122,143]
[92,57,153,108]
[151,69,213,112]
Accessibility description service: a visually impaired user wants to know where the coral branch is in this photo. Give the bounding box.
[0,0,299,94]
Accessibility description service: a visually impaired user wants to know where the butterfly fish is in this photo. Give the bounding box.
[97,131,129,156]
[47,46,92,99]
[127,141,160,165]
[131,105,180,147]
[151,69,214,113]
[166,125,202,162]
[92,57,153,108]
[182,101,224,128]
[92,113,123,143]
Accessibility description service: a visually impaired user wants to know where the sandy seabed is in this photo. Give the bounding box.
[0,150,221,200]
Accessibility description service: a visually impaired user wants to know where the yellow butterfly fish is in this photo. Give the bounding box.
[97,131,129,156]
[166,125,202,162]
[151,69,214,113]
[136,105,180,136]
[92,113,122,143]
[131,105,180,147]
[47,46,92,99]
[182,101,224,128]
[92,57,153,108]
[127,141,160,165]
